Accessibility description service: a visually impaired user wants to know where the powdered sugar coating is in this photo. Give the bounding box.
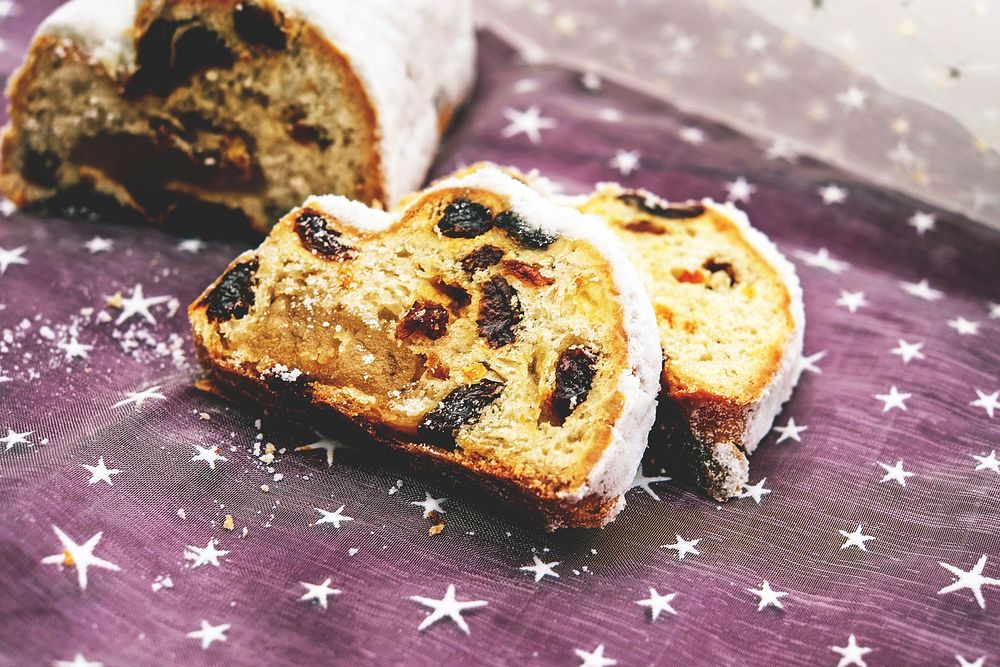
[36,0,476,205]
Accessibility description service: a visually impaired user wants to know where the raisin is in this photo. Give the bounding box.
[624,219,665,235]
[703,259,737,286]
[551,346,598,423]
[618,193,705,219]
[418,379,504,449]
[460,245,504,275]
[502,259,555,287]
[396,300,450,341]
[295,209,356,260]
[494,210,556,248]
[437,199,493,238]
[128,19,234,97]
[204,257,258,322]
[477,276,522,348]
[430,277,471,311]
[233,1,287,50]
[284,104,332,150]
[22,148,60,187]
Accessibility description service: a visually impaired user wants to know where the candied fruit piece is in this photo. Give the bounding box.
[624,219,665,235]
[502,259,555,288]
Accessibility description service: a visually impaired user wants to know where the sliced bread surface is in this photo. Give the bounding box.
[189,167,662,528]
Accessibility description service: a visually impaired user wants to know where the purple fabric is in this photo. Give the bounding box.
[2,8,1000,667]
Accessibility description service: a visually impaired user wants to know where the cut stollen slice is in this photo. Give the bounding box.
[574,184,805,501]
[189,166,662,529]
[0,0,475,234]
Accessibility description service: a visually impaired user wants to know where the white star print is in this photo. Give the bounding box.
[836,290,867,313]
[989,302,1000,319]
[878,460,914,486]
[501,106,557,144]
[938,555,1000,609]
[830,634,872,667]
[818,184,848,205]
[956,655,985,667]
[908,211,936,234]
[0,245,28,274]
[191,444,227,470]
[900,279,944,301]
[520,554,560,582]
[609,149,641,176]
[112,386,166,409]
[82,457,121,485]
[744,32,769,53]
[186,620,230,650]
[794,248,849,274]
[177,238,205,253]
[629,466,671,500]
[748,580,787,611]
[874,386,912,412]
[679,126,706,144]
[41,525,120,591]
[970,390,999,418]
[724,176,756,203]
[739,478,771,504]
[764,137,798,161]
[636,587,677,620]
[671,33,697,55]
[0,1,20,19]
[838,524,875,551]
[0,198,15,216]
[295,435,346,467]
[57,338,93,361]
[84,236,113,254]
[972,451,1000,473]
[313,505,353,528]
[1,428,32,451]
[662,534,701,560]
[53,653,103,667]
[575,644,617,667]
[184,538,229,568]
[947,316,980,335]
[411,492,446,518]
[299,578,341,609]
[836,86,868,111]
[773,417,807,443]
[799,350,827,374]
[409,584,487,635]
[890,339,924,364]
[113,284,172,325]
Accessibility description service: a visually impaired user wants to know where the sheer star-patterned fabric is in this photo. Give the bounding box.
[0,4,999,667]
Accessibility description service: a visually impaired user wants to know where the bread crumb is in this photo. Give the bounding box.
[198,412,211,420]
[106,292,123,308]
[260,484,270,493]
[177,508,187,520]
[428,523,444,537]
[222,515,235,531]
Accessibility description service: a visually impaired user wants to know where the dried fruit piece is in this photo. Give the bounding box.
[295,209,356,260]
[418,379,504,448]
[204,257,258,322]
[396,300,450,341]
[674,268,705,284]
[703,259,737,286]
[551,346,598,423]
[618,193,705,219]
[430,277,471,311]
[624,219,665,235]
[128,19,235,97]
[22,148,60,187]
[494,210,556,249]
[477,276,522,348]
[437,199,493,238]
[502,259,555,287]
[460,245,504,275]
[233,1,287,50]
[284,104,332,150]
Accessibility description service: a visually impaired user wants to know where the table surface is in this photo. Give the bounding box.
[1,4,999,667]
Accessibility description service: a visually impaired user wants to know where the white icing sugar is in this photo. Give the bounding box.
[35,0,477,205]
